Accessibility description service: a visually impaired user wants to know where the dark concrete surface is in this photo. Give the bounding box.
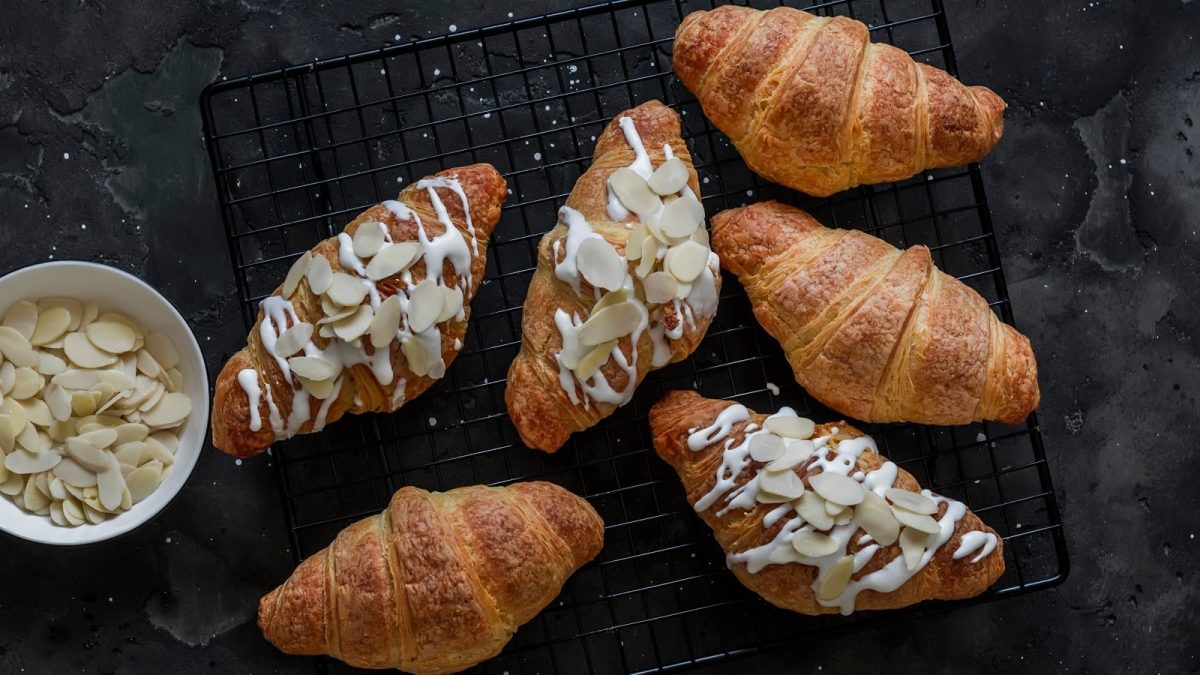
[0,0,1196,673]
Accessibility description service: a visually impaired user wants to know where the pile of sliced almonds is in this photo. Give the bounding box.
[0,298,188,527]
[277,225,465,388]
[747,416,945,600]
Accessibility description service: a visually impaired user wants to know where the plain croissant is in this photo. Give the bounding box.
[212,164,507,457]
[673,5,1006,196]
[650,390,1005,615]
[505,100,721,452]
[258,481,604,674]
[712,201,1038,425]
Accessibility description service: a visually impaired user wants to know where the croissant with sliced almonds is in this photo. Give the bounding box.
[258,481,604,674]
[650,390,1004,615]
[505,100,721,452]
[712,200,1038,426]
[673,5,1006,196]
[211,164,507,457]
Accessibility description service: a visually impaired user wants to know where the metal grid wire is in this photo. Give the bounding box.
[200,0,1067,671]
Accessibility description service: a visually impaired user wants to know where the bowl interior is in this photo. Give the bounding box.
[0,261,209,545]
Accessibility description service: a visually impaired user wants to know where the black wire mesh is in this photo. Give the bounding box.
[199,0,1068,672]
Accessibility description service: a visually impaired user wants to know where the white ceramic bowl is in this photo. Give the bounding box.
[0,261,209,545]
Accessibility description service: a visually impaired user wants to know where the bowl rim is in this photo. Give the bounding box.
[0,260,210,546]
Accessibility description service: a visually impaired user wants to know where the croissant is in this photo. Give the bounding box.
[713,201,1038,425]
[212,164,507,457]
[650,390,1004,615]
[505,100,721,452]
[258,481,604,674]
[673,5,1006,197]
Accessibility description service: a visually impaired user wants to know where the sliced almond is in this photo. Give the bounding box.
[0,362,14,393]
[748,433,785,463]
[64,332,117,368]
[625,221,648,262]
[592,289,628,313]
[79,427,118,448]
[142,437,174,465]
[608,167,661,216]
[691,227,710,247]
[856,490,901,546]
[5,448,61,475]
[62,496,86,525]
[80,302,99,327]
[113,441,143,467]
[71,390,98,417]
[642,212,669,244]
[150,431,178,453]
[0,416,15,454]
[401,336,433,377]
[36,352,67,376]
[22,399,53,427]
[38,298,83,331]
[791,530,840,558]
[575,339,616,381]
[11,367,44,400]
[825,498,845,516]
[369,295,403,349]
[143,332,180,370]
[0,326,38,367]
[2,300,38,340]
[306,254,334,294]
[755,490,791,505]
[96,457,125,511]
[664,241,709,283]
[406,279,443,334]
[642,271,677,304]
[332,305,374,342]
[141,392,192,428]
[125,461,163,503]
[764,416,815,440]
[30,306,71,346]
[647,157,690,196]
[818,555,855,601]
[892,506,941,535]
[85,321,137,354]
[281,252,312,299]
[352,221,386,258]
[796,490,834,531]
[23,474,50,511]
[274,322,314,358]
[44,384,72,422]
[298,375,336,400]
[576,238,625,291]
[765,439,814,472]
[366,242,421,280]
[436,286,464,323]
[113,422,149,444]
[50,500,66,526]
[899,527,929,571]
[52,368,99,391]
[884,488,939,515]
[327,273,369,307]
[288,356,337,382]
[165,368,184,393]
[674,280,693,300]
[660,193,705,239]
[578,302,642,346]
[810,471,865,507]
[83,503,106,524]
[635,235,658,279]
[759,469,805,499]
[319,296,357,324]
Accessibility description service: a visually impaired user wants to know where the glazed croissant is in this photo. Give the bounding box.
[505,100,721,452]
[258,482,604,674]
[673,5,1006,197]
[650,390,1004,615]
[212,164,507,457]
[713,201,1038,425]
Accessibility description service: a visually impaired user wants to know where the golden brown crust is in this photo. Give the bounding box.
[673,6,1005,196]
[212,164,508,457]
[649,390,1005,615]
[712,201,1038,425]
[258,482,604,674]
[504,100,719,452]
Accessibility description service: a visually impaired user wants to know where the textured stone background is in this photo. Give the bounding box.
[0,0,1196,673]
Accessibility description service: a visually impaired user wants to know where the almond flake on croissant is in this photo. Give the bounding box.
[712,200,1038,426]
[212,164,507,457]
[673,5,1006,196]
[258,482,604,674]
[650,390,1004,615]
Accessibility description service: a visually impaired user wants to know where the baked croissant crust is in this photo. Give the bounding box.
[650,390,1004,615]
[673,5,1006,196]
[212,164,507,457]
[505,100,721,452]
[258,481,604,674]
[712,200,1038,425]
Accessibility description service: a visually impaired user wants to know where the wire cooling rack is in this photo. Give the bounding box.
[200,0,1067,671]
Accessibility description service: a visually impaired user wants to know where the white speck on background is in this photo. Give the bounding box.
[429,417,437,426]
[533,152,542,160]
[976,432,987,442]
[235,459,242,466]
[165,536,172,543]
[63,152,70,160]
[449,24,457,32]
[394,34,401,41]
[433,68,441,77]
[483,112,491,118]
[765,382,779,395]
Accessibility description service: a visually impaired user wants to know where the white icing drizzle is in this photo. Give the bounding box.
[686,405,1000,615]
[954,531,999,563]
[235,176,476,440]
[236,369,263,432]
[553,305,647,408]
[553,206,608,296]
